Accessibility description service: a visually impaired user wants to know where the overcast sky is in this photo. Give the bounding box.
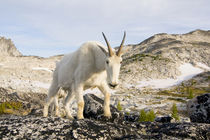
[0,0,209,57]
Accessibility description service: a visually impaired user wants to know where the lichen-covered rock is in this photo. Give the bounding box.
[187,93,210,123]
[84,94,142,123]
[0,92,210,139]
[83,94,124,123]
[155,116,172,123]
[0,115,209,139]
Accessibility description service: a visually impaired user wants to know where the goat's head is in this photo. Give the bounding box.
[101,32,126,89]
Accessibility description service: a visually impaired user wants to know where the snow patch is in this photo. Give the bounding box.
[31,81,51,89]
[84,87,116,95]
[196,63,210,71]
[136,63,204,89]
[32,67,52,72]
[84,88,101,95]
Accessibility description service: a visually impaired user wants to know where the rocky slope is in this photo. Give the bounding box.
[0,37,22,57]
[120,29,210,83]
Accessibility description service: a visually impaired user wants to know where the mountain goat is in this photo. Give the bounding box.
[43,32,126,119]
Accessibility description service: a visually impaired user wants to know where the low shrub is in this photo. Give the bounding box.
[139,109,156,122]
[117,101,123,111]
[0,101,23,115]
[171,103,180,121]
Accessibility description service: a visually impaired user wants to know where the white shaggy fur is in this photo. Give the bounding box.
[43,33,125,119]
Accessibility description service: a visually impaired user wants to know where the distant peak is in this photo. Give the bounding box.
[0,36,22,57]
[186,29,210,35]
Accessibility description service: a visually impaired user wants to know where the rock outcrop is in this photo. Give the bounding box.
[0,93,210,140]
[0,115,210,140]
[0,37,22,57]
[187,93,210,123]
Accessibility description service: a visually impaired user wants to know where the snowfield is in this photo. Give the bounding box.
[196,63,210,71]
[136,63,205,89]
[32,67,52,72]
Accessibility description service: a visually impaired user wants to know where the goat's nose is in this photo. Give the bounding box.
[109,83,118,88]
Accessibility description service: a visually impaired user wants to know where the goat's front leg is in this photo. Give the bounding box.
[99,84,111,117]
[75,86,84,120]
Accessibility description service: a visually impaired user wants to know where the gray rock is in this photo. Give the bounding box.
[83,94,124,123]
[187,93,210,123]
[0,115,209,139]
[1,92,210,139]
[155,116,172,123]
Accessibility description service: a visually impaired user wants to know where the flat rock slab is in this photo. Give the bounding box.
[0,115,210,140]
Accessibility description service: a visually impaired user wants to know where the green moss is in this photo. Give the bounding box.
[0,101,23,115]
[154,96,162,99]
[117,101,123,111]
[157,86,210,99]
[167,97,186,103]
[149,101,162,104]
[187,87,194,99]
[126,95,131,99]
[125,112,130,115]
[157,90,187,98]
[127,53,149,62]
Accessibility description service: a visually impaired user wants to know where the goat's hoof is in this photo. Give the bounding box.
[104,113,111,118]
[55,112,61,117]
[43,112,48,117]
[105,115,112,119]
[77,115,84,120]
[66,115,74,120]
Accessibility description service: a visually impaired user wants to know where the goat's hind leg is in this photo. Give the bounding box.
[64,90,75,119]
[54,94,60,117]
[43,84,59,117]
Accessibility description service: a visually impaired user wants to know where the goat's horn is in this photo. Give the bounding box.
[117,31,126,56]
[102,32,114,56]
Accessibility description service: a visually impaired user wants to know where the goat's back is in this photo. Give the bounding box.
[56,41,107,88]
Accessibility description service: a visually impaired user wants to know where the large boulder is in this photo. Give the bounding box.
[187,93,210,123]
[83,94,125,123]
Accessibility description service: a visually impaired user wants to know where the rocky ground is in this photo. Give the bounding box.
[0,93,210,139]
[0,29,210,139]
[1,115,209,139]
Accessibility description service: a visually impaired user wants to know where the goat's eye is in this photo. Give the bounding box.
[120,61,122,64]
[106,60,109,64]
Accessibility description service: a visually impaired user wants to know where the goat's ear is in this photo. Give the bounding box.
[97,45,109,56]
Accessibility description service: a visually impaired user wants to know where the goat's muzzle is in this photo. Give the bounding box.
[109,83,118,89]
